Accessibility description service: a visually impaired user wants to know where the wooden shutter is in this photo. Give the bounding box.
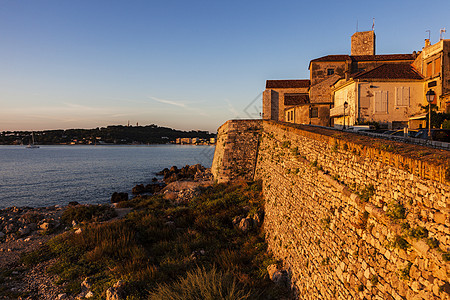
[382,91,388,113]
[402,87,410,106]
[374,91,382,113]
[395,87,402,106]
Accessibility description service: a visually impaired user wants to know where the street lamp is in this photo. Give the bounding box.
[343,101,348,130]
[425,89,435,140]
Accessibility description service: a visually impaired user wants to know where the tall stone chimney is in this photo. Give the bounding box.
[351,31,376,55]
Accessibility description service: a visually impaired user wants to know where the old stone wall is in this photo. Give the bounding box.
[211,120,262,183]
[213,119,450,299]
[351,31,376,56]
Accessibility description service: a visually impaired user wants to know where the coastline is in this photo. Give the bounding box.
[0,165,215,299]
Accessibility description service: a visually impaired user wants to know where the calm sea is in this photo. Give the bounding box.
[0,145,215,209]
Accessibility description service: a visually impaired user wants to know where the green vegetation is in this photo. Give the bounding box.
[426,237,440,249]
[391,235,410,250]
[61,204,117,225]
[386,201,406,220]
[21,181,291,299]
[420,104,450,129]
[399,262,412,280]
[148,267,251,300]
[357,184,375,202]
[407,226,428,239]
[442,252,450,262]
[369,274,379,285]
[281,141,291,148]
[0,125,214,145]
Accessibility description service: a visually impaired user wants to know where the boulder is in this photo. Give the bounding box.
[132,184,146,195]
[106,280,125,300]
[272,270,289,287]
[252,212,263,227]
[238,217,253,232]
[5,223,17,234]
[111,192,129,203]
[145,183,165,194]
[232,216,243,227]
[68,201,80,206]
[267,264,289,287]
[28,223,38,231]
[81,277,92,292]
[18,226,30,236]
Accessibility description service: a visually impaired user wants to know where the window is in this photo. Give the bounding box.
[427,62,433,77]
[310,107,319,118]
[327,69,334,75]
[434,58,441,76]
[374,91,388,113]
[395,87,410,107]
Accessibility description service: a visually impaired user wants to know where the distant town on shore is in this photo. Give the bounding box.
[0,124,216,146]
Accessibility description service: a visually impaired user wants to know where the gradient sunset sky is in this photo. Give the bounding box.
[1,0,449,133]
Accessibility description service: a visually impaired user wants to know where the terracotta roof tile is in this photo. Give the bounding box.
[266,80,310,89]
[351,54,415,62]
[284,93,310,106]
[310,55,350,62]
[310,54,415,63]
[353,64,424,80]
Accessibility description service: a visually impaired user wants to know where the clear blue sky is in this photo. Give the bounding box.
[1,0,449,133]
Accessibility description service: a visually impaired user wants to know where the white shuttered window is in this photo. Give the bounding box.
[374,91,388,113]
[395,87,410,107]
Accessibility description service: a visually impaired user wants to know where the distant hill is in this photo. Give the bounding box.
[0,125,215,145]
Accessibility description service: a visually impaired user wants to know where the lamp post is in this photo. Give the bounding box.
[425,89,435,140]
[343,101,348,130]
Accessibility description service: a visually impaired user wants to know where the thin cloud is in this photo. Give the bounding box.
[225,99,240,118]
[148,96,187,108]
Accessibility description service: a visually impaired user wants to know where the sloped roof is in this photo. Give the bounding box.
[310,54,415,63]
[284,93,310,106]
[353,64,424,80]
[310,55,350,63]
[351,54,415,62]
[266,80,310,89]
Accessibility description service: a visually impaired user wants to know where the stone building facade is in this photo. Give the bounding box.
[351,30,376,56]
[262,80,310,122]
[412,39,450,113]
[263,30,422,128]
[331,64,425,129]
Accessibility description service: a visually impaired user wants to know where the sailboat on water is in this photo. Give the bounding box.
[26,132,40,149]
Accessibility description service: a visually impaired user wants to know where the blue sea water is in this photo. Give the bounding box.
[0,145,215,209]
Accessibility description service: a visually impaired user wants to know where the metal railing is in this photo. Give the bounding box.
[304,124,450,151]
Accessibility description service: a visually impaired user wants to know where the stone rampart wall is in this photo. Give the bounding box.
[211,120,262,183]
[213,119,450,299]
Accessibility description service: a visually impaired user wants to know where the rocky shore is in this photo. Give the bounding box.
[0,164,213,300]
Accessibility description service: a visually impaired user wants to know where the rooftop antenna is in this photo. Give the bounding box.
[426,30,431,40]
[372,18,375,31]
[440,28,446,40]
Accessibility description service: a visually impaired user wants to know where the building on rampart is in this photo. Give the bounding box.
[262,80,310,122]
[412,39,450,114]
[331,63,425,129]
[263,30,450,130]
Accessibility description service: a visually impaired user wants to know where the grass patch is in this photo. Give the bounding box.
[20,180,291,299]
[148,267,251,300]
[61,204,117,225]
[357,184,375,202]
[386,201,406,220]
